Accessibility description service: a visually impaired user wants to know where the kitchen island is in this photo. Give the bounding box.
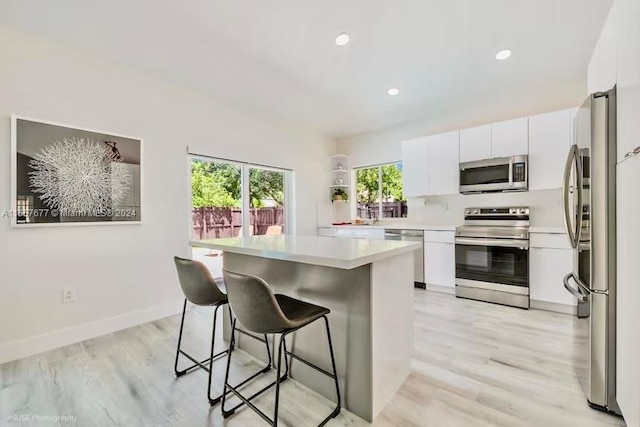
[189,235,420,422]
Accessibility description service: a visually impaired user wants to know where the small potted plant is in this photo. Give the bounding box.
[332,188,348,202]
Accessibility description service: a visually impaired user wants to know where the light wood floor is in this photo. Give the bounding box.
[0,291,627,427]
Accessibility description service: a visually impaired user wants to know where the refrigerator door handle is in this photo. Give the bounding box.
[575,148,584,243]
[563,273,589,302]
[562,145,580,248]
[567,272,610,297]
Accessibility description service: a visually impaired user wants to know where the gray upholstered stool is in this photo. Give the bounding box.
[221,269,341,427]
[173,257,272,405]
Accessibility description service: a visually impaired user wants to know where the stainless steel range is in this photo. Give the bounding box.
[454,207,530,309]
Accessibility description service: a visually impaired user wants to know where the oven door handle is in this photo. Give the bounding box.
[455,237,529,249]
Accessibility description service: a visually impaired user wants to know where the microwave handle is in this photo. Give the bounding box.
[508,158,514,187]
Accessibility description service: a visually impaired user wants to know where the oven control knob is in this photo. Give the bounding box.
[466,209,472,215]
[519,208,527,214]
[473,209,480,215]
[510,208,517,214]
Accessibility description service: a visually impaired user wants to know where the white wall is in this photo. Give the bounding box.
[589,1,640,426]
[0,26,335,364]
[407,189,563,228]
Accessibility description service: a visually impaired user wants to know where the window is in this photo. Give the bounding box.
[189,156,293,278]
[190,157,292,240]
[355,162,406,219]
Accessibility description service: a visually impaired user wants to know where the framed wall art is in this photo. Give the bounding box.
[10,115,143,227]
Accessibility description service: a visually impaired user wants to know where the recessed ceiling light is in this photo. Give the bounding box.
[335,33,350,46]
[388,88,400,96]
[495,49,512,60]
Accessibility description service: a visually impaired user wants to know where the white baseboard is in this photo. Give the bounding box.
[0,299,184,366]
[424,283,456,295]
[530,299,577,315]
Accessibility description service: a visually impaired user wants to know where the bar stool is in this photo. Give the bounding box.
[221,268,341,427]
[172,257,272,405]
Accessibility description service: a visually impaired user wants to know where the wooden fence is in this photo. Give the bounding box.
[357,201,407,219]
[192,207,284,240]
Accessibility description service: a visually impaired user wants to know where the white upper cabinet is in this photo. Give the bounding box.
[491,118,528,158]
[616,0,640,164]
[402,136,430,197]
[459,125,491,162]
[427,131,459,195]
[528,109,572,190]
[402,131,459,197]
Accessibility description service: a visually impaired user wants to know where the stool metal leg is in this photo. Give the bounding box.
[175,299,226,377]
[221,319,280,418]
[273,333,287,426]
[207,304,223,405]
[322,315,342,424]
[222,318,340,426]
[173,299,188,376]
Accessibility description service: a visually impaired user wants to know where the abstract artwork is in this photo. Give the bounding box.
[10,116,143,226]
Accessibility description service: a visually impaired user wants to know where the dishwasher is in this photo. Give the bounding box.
[384,229,425,288]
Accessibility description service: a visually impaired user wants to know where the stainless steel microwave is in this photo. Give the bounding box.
[459,155,528,194]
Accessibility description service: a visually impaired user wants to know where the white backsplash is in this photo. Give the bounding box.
[406,189,563,227]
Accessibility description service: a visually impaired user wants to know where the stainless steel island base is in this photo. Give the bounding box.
[221,250,414,422]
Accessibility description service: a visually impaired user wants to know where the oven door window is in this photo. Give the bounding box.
[455,244,528,287]
[460,164,510,186]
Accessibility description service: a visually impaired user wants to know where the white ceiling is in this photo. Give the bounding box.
[1,0,612,139]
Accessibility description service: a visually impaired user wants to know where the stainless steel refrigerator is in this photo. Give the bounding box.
[562,87,620,415]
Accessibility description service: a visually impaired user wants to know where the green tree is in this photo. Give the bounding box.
[381,163,404,201]
[191,161,238,208]
[356,167,379,204]
[191,160,285,208]
[356,163,404,204]
[249,169,284,207]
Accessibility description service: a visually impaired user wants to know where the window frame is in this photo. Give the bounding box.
[188,154,294,238]
[353,161,404,219]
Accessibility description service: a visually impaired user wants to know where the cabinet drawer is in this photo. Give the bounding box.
[318,227,338,238]
[424,230,455,244]
[530,233,571,249]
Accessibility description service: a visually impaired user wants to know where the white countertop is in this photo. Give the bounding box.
[319,223,457,231]
[190,235,422,270]
[321,224,565,234]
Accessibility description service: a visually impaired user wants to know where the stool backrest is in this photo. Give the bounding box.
[222,269,289,334]
[174,257,226,305]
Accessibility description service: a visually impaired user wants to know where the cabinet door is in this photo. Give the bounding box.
[491,118,528,158]
[318,227,338,237]
[616,0,640,164]
[424,242,455,288]
[402,137,430,197]
[530,247,575,306]
[460,125,491,162]
[616,154,640,427]
[427,131,459,195]
[354,228,385,240]
[528,109,572,190]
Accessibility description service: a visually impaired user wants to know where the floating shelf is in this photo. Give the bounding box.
[329,184,349,188]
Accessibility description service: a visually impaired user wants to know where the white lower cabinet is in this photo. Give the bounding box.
[335,227,385,240]
[424,241,455,289]
[318,227,338,237]
[530,235,575,308]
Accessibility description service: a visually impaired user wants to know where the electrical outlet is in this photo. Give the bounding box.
[62,287,76,304]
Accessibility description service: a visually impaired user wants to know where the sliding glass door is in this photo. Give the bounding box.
[249,166,286,235]
[190,158,244,277]
[190,156,291,241]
